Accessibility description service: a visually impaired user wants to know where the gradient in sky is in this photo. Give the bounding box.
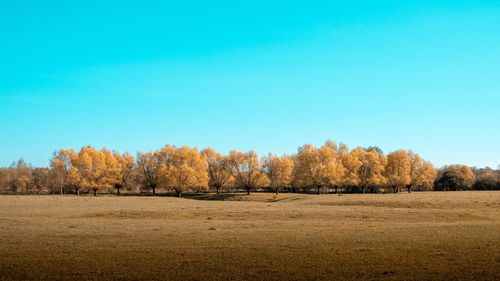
[1,1,499,168]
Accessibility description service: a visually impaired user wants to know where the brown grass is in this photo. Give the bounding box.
[0,191,499,280]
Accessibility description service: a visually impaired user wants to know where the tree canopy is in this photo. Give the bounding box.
[1,140,493,195]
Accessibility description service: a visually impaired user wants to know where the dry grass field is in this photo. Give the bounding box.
[0,192,499,281]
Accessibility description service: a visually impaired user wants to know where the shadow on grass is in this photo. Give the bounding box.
[118,192,312,202]
[182,193,243,201]
[120,192,244,201]
[186,193,308,203]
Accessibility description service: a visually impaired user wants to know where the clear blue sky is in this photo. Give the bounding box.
[1,0,499,168]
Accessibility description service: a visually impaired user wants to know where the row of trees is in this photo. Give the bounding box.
[1,141,497,196]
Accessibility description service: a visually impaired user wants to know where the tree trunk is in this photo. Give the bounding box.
[177,191,182,198]
[246,188,250,195]
[93,189,97,196]
[408,186,411,193]
[152,186,156,195]
[317,186,321,195]
[77,188,80,196]
[362,187,366,194]
[117,187,121,195]
[60,187,64,195]
[276,188,279,195]
[216,187,220,194]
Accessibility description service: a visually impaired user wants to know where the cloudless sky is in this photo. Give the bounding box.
[1,0,499,168]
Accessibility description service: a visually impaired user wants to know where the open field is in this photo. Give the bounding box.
[0,192,499,280]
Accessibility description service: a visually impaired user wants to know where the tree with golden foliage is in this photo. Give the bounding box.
[324,139,338,151]
[318,144,344,194]
[408,151,437,192]
[50,149,81,195]
[261,153,294,194]
[111,152,135,195]
[293,143,345,194]
[228,150,268,195]
[352,148,387,193]
[293,144,322,194]
[158,145,208,197]
[201,147,232,194]
[136,151,162,194]
[9,140,481,195]
[289,155,304,193]
[385,150,411,193]
[76,147,117,196]
[338,143,361,194]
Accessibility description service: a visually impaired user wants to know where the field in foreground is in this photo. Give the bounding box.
[0,192,499,281]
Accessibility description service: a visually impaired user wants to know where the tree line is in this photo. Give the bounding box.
[0,141,498,196]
